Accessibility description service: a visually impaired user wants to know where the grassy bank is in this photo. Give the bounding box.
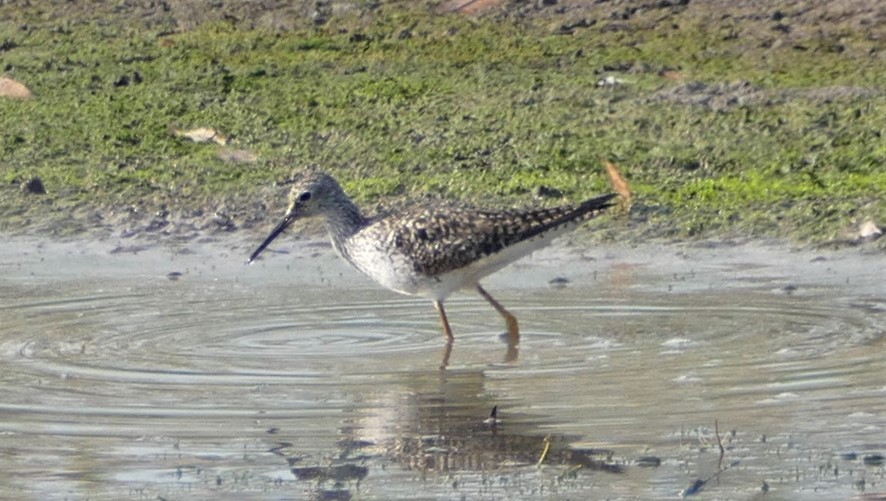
[1,1,883,246]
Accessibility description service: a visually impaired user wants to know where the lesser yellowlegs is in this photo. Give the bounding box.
[249,170,616,351]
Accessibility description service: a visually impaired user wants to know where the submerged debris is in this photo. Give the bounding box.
[291,464,368,482]
[483,405,501,430]
[680,460,742,497]
[637,456,662,467]
[548,276,570,288]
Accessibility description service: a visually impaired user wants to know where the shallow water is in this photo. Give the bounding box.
[1,237,884,500]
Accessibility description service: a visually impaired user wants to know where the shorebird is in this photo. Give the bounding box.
[249,170,616,354]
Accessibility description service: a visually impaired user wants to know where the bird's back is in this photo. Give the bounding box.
[392,194,616,275]
[338,194,616,298]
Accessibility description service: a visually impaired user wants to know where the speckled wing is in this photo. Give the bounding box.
[391,194,617,276]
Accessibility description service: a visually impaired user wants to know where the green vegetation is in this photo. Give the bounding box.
[0,2,883,245]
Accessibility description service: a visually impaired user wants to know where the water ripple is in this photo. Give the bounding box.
[1,242,884,500]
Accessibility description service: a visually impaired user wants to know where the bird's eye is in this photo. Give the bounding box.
[298,192,312,202]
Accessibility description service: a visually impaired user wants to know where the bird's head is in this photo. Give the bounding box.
[248,170,344,263]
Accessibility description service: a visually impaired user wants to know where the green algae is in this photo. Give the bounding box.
[0,2,883,245]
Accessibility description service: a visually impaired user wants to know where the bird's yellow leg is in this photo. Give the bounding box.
[434,300,455,342]
[476,285,520,345]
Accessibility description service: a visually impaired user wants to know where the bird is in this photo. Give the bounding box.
[249,170,616,357]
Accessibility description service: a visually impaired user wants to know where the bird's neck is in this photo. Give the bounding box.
[324,198,368,252]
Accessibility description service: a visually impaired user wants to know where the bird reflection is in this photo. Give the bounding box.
[270,366,623,497]
[439,334,518,368]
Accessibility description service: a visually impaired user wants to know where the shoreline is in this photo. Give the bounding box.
[3,231,883,296]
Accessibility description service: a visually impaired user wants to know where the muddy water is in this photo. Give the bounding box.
[0,237,884,500]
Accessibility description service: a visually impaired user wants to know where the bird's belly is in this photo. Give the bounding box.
[339,237,429,297]
[339,240,479,300]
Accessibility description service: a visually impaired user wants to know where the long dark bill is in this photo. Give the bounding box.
[248,212,296,264]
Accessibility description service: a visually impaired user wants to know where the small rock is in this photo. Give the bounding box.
[212,213,236,231]
[113,74,130,87]
[535,185,563,199]
[596,75,625,87]
[21,176,46,194]
[548,277,570,288]
[311,11,327,25]
[858,220,881,240]
[0,76,31,99]
[114,71,144,87]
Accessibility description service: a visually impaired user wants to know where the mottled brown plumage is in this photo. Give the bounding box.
[391,200,614,276]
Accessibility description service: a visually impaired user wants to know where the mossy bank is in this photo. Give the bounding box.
[1,1,883,248]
